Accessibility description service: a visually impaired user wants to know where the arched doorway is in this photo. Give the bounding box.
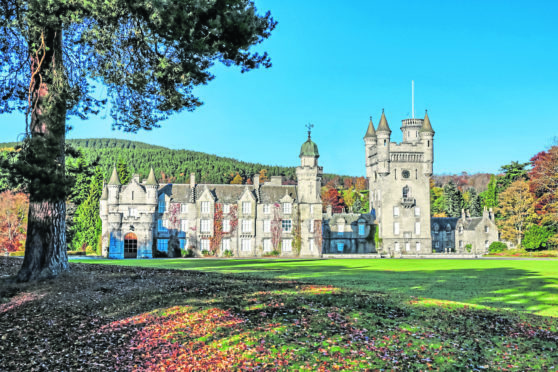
[124,232,138,258]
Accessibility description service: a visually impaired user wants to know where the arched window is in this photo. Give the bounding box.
[445,224,451,232]
[124,232,138,258]
[433,223,439,233]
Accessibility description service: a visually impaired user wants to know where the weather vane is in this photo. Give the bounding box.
[306,123,314,139]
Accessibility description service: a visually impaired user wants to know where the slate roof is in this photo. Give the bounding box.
[364,117,376,139]
[431,217,459,231]
[259,185,298,203]
[158,184,191,202]
[461,217,483,231]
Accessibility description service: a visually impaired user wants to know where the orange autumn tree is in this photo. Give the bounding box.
[0,191,29,253]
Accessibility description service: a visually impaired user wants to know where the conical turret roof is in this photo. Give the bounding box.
[145,167,158,185]
[100,183,108,200]
[363,116,376,139]
[420,110,434,133]
[376,110,391,134]
[108,166,121,185]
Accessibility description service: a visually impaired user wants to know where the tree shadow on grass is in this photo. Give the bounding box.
[1,259,558,371]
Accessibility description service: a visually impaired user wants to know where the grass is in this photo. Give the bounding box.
[75,258,558,317]
[2,258,558,370]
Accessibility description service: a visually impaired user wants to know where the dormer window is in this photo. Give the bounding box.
[283,203,292,214]
[242,201,251,214]
[201,201,210,214]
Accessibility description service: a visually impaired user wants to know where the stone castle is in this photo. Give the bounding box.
[100,111,498,259]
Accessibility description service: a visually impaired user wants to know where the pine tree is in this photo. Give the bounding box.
[443,180,463,218]
[0,0,276,281]
[469,188,482,217]
[116,158,131,185]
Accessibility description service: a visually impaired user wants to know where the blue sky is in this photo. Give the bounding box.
[1,0,557,176]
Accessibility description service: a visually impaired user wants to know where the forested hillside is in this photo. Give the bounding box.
[1,138,348,185]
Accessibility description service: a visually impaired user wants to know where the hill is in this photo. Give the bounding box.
[1,138,347,185]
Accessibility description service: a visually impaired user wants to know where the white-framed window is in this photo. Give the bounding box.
[223,219,231,233]
[263,204,270,214]
[394,222,400,235]
[241,219,252,233]
[310,205,315,215]
[201,219,211,232]
[485,240,489,248]
[263,220,271,233]
[358,224,365,236]
[222,238,230,251]
[459,240,463,248]
[415,222,420,235]
[282,219,292,232]
[309,239,315,252]
[310,220,315,233]
[201,201,210,214]
[128,208,138,218]
[337,223,344,236]
[181,204,188,213]
[282,239,292,252]
[415,207,420,217]
[180,220,188,235]
[241,239,252,252]
[158,196,166,213]
[263,239,272,252]
[157,239,168,252]
[242,201,251,214]
[416,242,421,252]
[405,242,410,252]
[179,239,186,249]
[394,242,400,252]
[201,239,210,251]
[393,206,400,217]
[158,219,168,232]
[283,203,292,214]
[223,204,230,214]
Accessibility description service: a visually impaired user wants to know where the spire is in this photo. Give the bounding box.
[420,110,434,133]
[363,116,376,139]
[108,165,121,185]
[100,182,108,200]
[145,167,158,185]
[376,109,391,134]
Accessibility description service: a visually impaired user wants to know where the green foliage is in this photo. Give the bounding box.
[465,244,472,253]
[71,167,104,251]
[442,181,463,217]
[522,224,554,251]
[481,175,498,209]
[488,241,507,253]
[8,251,25,256]
[270,249,280,257]
[497,161,529,194]
[223,250,233,258]
[182,249,195,258]
[116,157,131,185]
[468,188,482,217]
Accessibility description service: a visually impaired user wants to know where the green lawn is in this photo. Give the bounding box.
[76,258,558,317]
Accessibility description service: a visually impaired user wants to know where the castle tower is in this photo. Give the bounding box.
[296,125,323,256]
[364,116,377,179]
[366,110,433,255]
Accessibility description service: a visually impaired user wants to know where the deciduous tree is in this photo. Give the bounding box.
[0,191,29,253]
[0,0,276,281]
[497,180,536,247]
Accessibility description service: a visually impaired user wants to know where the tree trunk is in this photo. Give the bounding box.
[17,201,69,281]
[17,26,70,282]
